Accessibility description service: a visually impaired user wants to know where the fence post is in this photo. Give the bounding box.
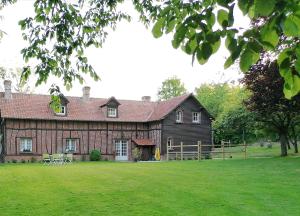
[167,143,169,161]
[222,141,225,160]
[244,141,247,159]
[198,141,202,161]
[181,142,183,161]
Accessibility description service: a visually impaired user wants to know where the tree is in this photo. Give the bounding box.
[195,83,258,144]
[0,67,33,93]
[1,0,300,98]
[241,61,300,156]
[157,76,187,100]
[195,83,231,118]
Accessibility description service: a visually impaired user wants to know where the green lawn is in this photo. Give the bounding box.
[212,142,300,159]
[1,158,300,216]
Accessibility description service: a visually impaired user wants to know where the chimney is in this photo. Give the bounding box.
[4,80,12,99]
[82,86,90,101]
[141,96,151,102]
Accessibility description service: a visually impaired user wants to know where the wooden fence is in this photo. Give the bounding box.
[166,141,248,161]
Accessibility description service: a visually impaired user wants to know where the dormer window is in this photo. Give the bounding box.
[176,110,183,123]
[56,105,66,115]
[100,96,120,118]
[108,107,117,117]
[50,93,69,117]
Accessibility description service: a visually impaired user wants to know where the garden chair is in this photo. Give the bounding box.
[42,153,51,165]
[53,153,64,165]
[64,153,73,163]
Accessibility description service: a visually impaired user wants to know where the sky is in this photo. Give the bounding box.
[0,0,249,100]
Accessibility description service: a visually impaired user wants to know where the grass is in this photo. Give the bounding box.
[1,158,300,216]
[212,142,300,159]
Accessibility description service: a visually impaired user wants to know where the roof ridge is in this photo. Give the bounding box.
[1,92,157,103]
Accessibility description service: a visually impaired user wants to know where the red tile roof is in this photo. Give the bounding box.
[132,139,155,146]
[0,92,192,122]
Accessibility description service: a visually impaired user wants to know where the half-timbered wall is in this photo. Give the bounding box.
[3,119,160,161]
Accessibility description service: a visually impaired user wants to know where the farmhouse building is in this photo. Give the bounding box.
[0,80,213,162]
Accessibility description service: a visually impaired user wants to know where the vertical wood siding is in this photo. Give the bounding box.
[161,97,212,155]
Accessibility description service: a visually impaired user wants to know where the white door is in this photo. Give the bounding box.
[115,140,128,161]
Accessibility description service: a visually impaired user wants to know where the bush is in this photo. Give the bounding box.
[30,157,37,163]
[132,147,142,162]
[90,150,101,161]
[12,159,17,163]
[21,159,26,163]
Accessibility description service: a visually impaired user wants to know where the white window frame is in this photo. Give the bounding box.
[192,112,201,123]
[108,107,117,117]
[20,138,32,153]
[56,105,66,115]
[167,137,173,150]
[176,110,183,123]
[115,140,128,161]
[66,139,76,153]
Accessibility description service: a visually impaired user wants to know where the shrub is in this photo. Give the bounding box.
[90,150,101,161]
[12,159,17,163]
[21,159,26,163]
[30,157,37,163]
[132,147,142,162]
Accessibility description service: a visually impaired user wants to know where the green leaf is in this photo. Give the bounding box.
[206,13,216,28]
[282,73,300,99]
[83,26,93,34]
[211,39,221,54]
[260,25,279,49]
[238,0,251,15]
[283,15,300,37]
[184,37,197,55]
[295,47,300,59]
[295,59,300,74]
[224,56,234,69]
[278,49,291,66]
[217,9,229,28]
[228,4,234,27]
[166,19,176,34]
[248,5,255,19]
[225,35,237,52]
[172,25,188,49]
[18,20,26,30]
[196,47,208,65]
[239,46,260,72]
[253,0,276,17]
[201,43,213,60]
[152,17,165,38]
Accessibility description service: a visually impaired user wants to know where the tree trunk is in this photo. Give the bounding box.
[287,139,291,149]
[294,141,298,153]
[279,133,288,156]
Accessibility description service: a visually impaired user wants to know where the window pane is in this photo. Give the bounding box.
[20,138,32,152]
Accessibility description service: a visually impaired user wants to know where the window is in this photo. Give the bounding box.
[56,105,66,115]
[192,112,201,123]
[176,110,183,123]
[108,107,117,117]
[66,139,76,152]
[167,137,173,150]
[20,138,32,153]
